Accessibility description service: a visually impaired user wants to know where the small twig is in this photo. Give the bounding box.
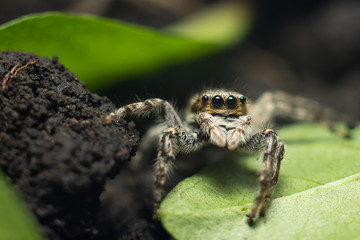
[1,61,36,91]
[1,64,20,91]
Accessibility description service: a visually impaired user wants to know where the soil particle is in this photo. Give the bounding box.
[0,51,139,240]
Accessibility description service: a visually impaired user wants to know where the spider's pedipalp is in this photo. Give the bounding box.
[196,112,227,148]
[226,115,252,150]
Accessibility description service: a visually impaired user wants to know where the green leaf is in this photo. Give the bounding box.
[0,13,215,90]
[0,171,45,240]
[0,10,251,91]
[159,123,360,240]
[166,1,253,46]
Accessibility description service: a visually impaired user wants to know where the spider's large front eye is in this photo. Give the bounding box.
[202,95,209,103]
[226,95,237,109]
[240,96,246,104]
[212,95,224,108]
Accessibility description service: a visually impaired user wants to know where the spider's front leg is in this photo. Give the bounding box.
[245,128,285,224]
[153,126,205,219]
[105,98,204,220]
[153,127,177,219]
[105,98,183,128]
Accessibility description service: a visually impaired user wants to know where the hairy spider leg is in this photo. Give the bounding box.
[259,139,284,217]
[105,98,184,128]
[249,91,356,138]
[244,129,285,224]
[153,127,177,219]
[154,124,207,219]
[106,98,206,219]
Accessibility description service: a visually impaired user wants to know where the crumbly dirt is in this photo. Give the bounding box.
[0,51,141,240]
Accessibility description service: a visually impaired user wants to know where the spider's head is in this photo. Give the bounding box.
[190,90,247,116]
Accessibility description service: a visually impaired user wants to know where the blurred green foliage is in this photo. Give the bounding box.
[0,3,252,91]
[0,13,214,91]
[0,172,45,240]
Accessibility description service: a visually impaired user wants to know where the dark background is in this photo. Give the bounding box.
[1,0,359,119]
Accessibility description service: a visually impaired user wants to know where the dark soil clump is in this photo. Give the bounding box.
[0,51,138,240]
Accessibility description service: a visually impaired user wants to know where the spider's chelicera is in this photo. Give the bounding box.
[105,89,286,223]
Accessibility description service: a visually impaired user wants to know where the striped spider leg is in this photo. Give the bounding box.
[105,98,206,219]
[248,91,356,137]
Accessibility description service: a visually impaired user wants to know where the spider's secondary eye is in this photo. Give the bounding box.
[212,95,224,108]
[202,95,209,103]
[226,95,237,109]
[240,96,247,104]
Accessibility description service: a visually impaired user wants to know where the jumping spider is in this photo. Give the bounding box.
[105,90,354,224]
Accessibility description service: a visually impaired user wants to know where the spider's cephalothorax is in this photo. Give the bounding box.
[105,89,354,224]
